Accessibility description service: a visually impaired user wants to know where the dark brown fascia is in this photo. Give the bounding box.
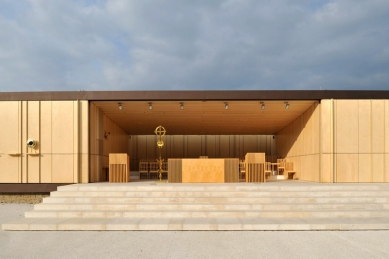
[0,90,389,101]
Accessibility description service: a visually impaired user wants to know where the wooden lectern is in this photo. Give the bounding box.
[109,153,130,182]
[245,153,265,183]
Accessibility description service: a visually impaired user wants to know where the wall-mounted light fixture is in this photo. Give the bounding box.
[284,102,290,110]
[118,103,123,110]
[260,102,265,110]
[224,102,229,110]
[180,102,184,110]
[27,139,37,148]
[148,102,153,110]
[104,132,111,139]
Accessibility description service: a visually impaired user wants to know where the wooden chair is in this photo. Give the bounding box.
[277,159,286,175]
[162,161,168,180]
[264,162,272,181]
[239,160,246,181]
[149,161,159,179]
[139,160,149,179]
[285,162,296,179]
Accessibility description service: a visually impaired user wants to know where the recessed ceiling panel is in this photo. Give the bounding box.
[93,100,317,135]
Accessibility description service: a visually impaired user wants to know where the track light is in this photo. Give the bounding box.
[180,102,184,110]
[225,102,229,110]
[148,102,153,110]
[118,103,122,110]
[260,102,265,110]
[285,102,289,110]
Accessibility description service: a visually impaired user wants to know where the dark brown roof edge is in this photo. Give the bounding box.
[0,183,70,193]
[0,90,388,101]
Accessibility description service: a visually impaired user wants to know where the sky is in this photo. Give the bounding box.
[0,0,388,92]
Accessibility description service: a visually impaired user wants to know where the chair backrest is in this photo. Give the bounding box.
[277,158,286,167]
[149,161,159,172]
[239,161,246,172]
[139,161,149,172]
[162,161,168,171]
[285,162,294,171]
[264,162,272,172]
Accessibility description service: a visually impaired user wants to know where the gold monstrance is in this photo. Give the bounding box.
[154,125,166,181]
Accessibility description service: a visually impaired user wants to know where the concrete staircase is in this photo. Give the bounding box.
[3,182,389,231]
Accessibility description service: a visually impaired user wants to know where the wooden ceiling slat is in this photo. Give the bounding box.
[93,100,316,135]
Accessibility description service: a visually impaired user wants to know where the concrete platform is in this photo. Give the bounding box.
[3,181,389,231]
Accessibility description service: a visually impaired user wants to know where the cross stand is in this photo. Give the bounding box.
[154,125,166,182]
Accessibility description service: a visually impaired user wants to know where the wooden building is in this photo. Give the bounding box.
[0,90,388,192]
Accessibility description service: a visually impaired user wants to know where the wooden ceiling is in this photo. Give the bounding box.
[92,100,317,135]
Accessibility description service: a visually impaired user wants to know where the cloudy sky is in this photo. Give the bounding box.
[0,0,388,91]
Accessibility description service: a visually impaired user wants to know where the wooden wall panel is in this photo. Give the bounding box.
[21,101,27,183]
[26,101,40,183]
[320,154,331,183]
[336,154,358,183]
[372,100,385,153]
[320,100,332,154]
[0,101,21,183]
[372,154,384,182]
[336,100,359,154]
[137,136,147,159]
[276,103,320,182]
[52,102,74,154]
[187,135,201,158]
[172,135,184,158]
[79,101,89,183]
[243,136,257,154]
[219,135,230,158]
[206,135,216,158]
[146,135,156,158]
[358,100,371,154]
[385,154,389,182]
[0,156,20,183]
[52,154,74,183]
[358,154,371,182]
[385,100,389,154]
[317,99,389,183]
[40,102,52,183]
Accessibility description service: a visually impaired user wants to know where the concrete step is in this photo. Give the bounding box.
[33,203,389,211]
[4,182,389,231]
[42,196,389,204]
[25,209,389,218]
[57,183,389,192]
[4,217,389,231]
[48,190,389,198]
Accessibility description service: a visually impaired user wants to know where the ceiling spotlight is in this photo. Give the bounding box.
[180,102,184,110]
[260,102,265,110]
[285,102,290,110]
[225,102,229,110]
[148,102,153,110]
[118,103,123,110]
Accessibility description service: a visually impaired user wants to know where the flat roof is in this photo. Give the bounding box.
[1,90,389,101]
